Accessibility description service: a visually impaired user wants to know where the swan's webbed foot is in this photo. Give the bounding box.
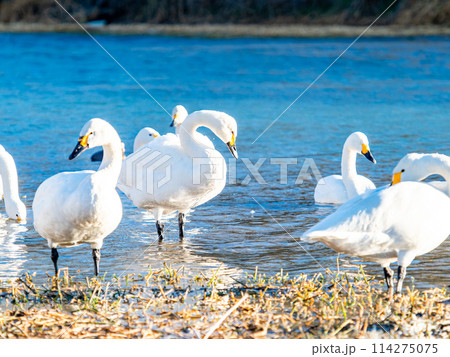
[156,221,165,240]
[383,266,394,290]
[92,249,101,276]
[51,248,59,276]
[178,213,185,239]
[396,266,406,294]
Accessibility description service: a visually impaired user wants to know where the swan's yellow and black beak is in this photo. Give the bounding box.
[69,134,90,160]
[391,169,404,186]
[227,133,238,159]
[361,144,376,164]
[170,114,177,127]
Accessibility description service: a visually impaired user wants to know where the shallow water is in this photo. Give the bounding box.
[0,33,449,289]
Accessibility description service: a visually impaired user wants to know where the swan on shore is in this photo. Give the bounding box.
[303,153,450,293]
[314,132,376,204]
[33,119,123,276]
[118,110,238,240]
[0,145,26,222]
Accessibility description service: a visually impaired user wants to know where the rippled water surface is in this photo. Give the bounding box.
[0,33,449,288]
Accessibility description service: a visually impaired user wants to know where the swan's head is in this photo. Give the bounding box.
[170,105,188,128]
[212,112,238,159]
[345,132,376,164]
[133,127,160,152]
[69,118,119,160]
[5,198,27,222]
[391,153,443,185]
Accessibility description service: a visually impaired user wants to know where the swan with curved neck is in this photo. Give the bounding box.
[0,145,26,221]
[314,132,376,204]
[170,105,188,135]
[392,153,450,196]
[33,118,123,276]
[170,105,215,148]
[118,110,238,240]
[304,152,450,294]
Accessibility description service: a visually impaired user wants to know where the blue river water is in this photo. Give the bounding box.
[0,33,449,289]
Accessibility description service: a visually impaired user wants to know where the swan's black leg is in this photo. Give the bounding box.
[178,213,185,239]
[396,266,407,294]
[51,248,59,276]
[92,249,101,276]
[383,266,394,290]
[156,220,165,240]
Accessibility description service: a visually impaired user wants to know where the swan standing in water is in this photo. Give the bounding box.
[33,119,123,276]
[171,105,214,148]
[118,110,238,240]
[0,145,27,221]
[303,153,450,293]
[314,132,376,204]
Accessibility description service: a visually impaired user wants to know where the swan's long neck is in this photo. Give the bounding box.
[0,151,22,206]
[421,156,450,197]
[341,142,359,198]
[95,134,123,186]
[179,112,216,157]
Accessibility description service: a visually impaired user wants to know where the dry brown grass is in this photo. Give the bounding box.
[0,266,449,339]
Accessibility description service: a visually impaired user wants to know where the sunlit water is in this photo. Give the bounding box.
[0,33,449,289]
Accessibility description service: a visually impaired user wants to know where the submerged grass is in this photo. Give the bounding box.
[0,266,449,339]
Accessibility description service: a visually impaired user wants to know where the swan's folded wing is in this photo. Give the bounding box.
[302,229,391,244]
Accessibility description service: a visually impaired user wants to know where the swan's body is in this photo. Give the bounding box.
[33,119,123,275]
[118,110,238,239]
[171,105,215,149]
[0,145,26,221]
[314,132,376,204]
[303,153,450,293]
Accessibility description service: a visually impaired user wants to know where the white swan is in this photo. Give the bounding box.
[133,127,160,152]
[118,110,238,240]
[314,132,376,204]
[303,153,450,293]
[0,145,26,221]
[170,105,215,148]
[33,119,123,276]
[392,153,449,194]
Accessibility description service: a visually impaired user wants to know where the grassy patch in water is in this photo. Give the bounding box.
[0,265,449,338]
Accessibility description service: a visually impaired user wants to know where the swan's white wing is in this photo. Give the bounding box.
[33,171,93,244]
[354,174,376,193]
[314,175,348,204]
[304,182,450,264]
[118,134,225,215]
[33,170,122,248]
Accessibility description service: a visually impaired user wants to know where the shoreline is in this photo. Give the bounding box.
[1,267,449,338]
[0,23,449,38]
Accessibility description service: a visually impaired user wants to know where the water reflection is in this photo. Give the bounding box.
[0,217,28,280]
